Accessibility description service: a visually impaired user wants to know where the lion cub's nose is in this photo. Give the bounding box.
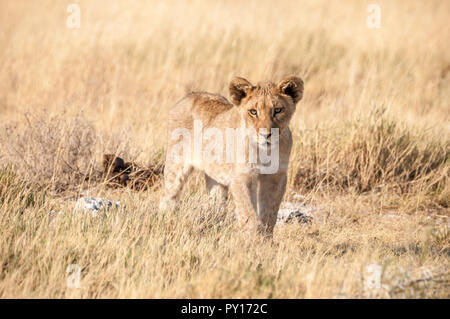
[259,132,272,139]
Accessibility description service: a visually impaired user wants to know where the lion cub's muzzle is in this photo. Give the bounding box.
[258,129,279,146]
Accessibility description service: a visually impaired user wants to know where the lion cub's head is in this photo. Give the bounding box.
[229,76,303,145]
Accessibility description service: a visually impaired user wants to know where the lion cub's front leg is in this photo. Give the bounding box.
[229,171,260,231]
[257,172,287,236]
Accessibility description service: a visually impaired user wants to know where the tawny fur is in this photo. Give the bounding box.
[160,76,304,237]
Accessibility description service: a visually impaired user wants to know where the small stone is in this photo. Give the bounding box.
[49,210,63,216]
[74,197,120,217]
[277,208,313,225]
[385,214,401,219]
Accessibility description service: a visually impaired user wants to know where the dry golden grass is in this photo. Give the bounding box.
[0,0,449,298]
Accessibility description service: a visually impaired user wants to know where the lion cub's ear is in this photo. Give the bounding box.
[229,77,253,105]
[277,76,304,104]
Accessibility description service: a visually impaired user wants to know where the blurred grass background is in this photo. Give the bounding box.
[0,0,448,298]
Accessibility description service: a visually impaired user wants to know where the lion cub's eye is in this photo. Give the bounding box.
[274,108,283,115]
[249,109,258,116]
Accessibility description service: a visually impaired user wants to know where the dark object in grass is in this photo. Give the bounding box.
[102,154,163,191]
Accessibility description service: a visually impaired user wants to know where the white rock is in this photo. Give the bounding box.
[49,210,64,219]
[385,214,401,219]
[277,208,313,225]
[74,197,119,217]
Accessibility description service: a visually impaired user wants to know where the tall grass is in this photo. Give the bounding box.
[290,109,449,209]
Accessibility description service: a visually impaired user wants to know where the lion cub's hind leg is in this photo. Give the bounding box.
[159,161,193,211]
[205,174,228,207]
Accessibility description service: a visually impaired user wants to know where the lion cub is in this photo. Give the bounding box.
[160,76,304,236]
